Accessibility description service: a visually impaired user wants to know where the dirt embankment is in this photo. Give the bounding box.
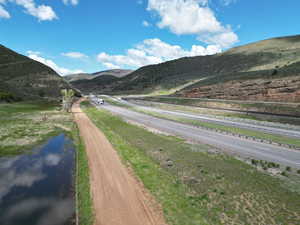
[182,76,300,103]
[72,101,166,225]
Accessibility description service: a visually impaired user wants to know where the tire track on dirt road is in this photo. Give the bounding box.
[72,101,166,225]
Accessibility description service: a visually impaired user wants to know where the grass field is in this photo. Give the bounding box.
[139,96,300,118]
[130,98,300,125]
[104,98,300,148]
[72,124,94,225]
[139,110,300,148]
[0,102,73,156]
[82,102,300,225]
[0,102,94,225]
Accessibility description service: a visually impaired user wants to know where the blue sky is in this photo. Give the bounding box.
[0,0,299,75]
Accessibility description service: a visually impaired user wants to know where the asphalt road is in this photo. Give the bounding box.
[116,97,300,139]
[98,102,300,169]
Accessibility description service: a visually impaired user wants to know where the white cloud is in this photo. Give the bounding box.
[147,0,238,48]
[142,20,151,27]
[27,51,84,75]
[0,0,59,21]
[103,62,121,69]
[0,5,10,18]
[221,0,237,6]
[62,52,88,59]
[63,0,79,6]
[97,38,221,69]
[45,154,61,166]
[13,0,57,21]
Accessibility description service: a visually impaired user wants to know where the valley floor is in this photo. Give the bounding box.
[0,102,73,156]
[0,102,94,225]
[83,100,300,225]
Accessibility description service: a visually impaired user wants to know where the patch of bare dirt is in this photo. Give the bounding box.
[72,101,167,225]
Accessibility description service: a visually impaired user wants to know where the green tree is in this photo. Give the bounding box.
[61,89,75,112]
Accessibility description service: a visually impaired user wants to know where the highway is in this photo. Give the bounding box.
[114,97,300,139]
[95,99,300,169]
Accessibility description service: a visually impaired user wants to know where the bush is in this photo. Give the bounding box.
[286,166,291,172]
[0,92,16,102]
[251,159,258,165]
[281,171,287,177]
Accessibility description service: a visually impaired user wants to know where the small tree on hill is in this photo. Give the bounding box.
[61,89,75,112]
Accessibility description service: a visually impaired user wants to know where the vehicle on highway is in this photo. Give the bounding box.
[98,99,104,105]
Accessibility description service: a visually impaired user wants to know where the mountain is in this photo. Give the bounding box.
[176,35,300,102]
[92,69,133,78]
[67,69,133,94]
[0,45,78,102]
[64,73,95,82]
[78,35,300,102]
[65,69,133,82]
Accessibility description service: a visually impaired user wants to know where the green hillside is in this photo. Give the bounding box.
[0,45,77,101]
[115,35,300,95]
[70,35,300,102]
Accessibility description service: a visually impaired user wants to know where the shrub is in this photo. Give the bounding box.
[0,92,16,102]
[286,166,291,172]
[251,159,258,165]
[281,171,287,177]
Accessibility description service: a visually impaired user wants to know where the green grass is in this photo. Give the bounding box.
[0,102,73,157]
[105,98,300,148]
[71,123,94,225]
[141,96,300,117]
[0,102,94,225]
[82,103,300,225]
[135,97,300,125]
[140,110,300,148]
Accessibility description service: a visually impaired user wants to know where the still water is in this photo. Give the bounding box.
[0,134,75,225]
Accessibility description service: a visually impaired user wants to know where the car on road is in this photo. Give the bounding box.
[98,99,104,105]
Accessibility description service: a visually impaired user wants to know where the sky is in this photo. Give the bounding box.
[0,0,299,75]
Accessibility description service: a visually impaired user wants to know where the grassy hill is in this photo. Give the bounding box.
[64,73,95,82]
[75,35,300,102]
[0,45,77,102]
[68,69,133,94]
[71,75,119,94]
[92,69,133,78]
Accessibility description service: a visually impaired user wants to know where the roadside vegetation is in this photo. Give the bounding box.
[72,123,94,225]
[140,96,300,118]
[0,102,73,156]
[130,97,300,125]
[82,102,300,225]
[141,110,300,148]
[0,101,94,225]
[104,97,300,148]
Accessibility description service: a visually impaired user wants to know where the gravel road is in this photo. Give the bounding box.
[73,101,166,225]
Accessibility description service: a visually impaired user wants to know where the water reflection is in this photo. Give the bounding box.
[0,134,75,225]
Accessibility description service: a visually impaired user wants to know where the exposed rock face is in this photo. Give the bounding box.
[182,76,300,103]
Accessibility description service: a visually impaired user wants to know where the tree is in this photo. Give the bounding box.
[61,89,75,112]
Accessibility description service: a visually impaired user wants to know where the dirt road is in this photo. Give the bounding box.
[72,102,166,225]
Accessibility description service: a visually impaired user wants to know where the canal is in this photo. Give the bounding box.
[0,134,75,225]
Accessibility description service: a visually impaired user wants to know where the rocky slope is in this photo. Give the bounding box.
[0,45,78,101]
[86,35,300,103]
[177,36,300,102]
